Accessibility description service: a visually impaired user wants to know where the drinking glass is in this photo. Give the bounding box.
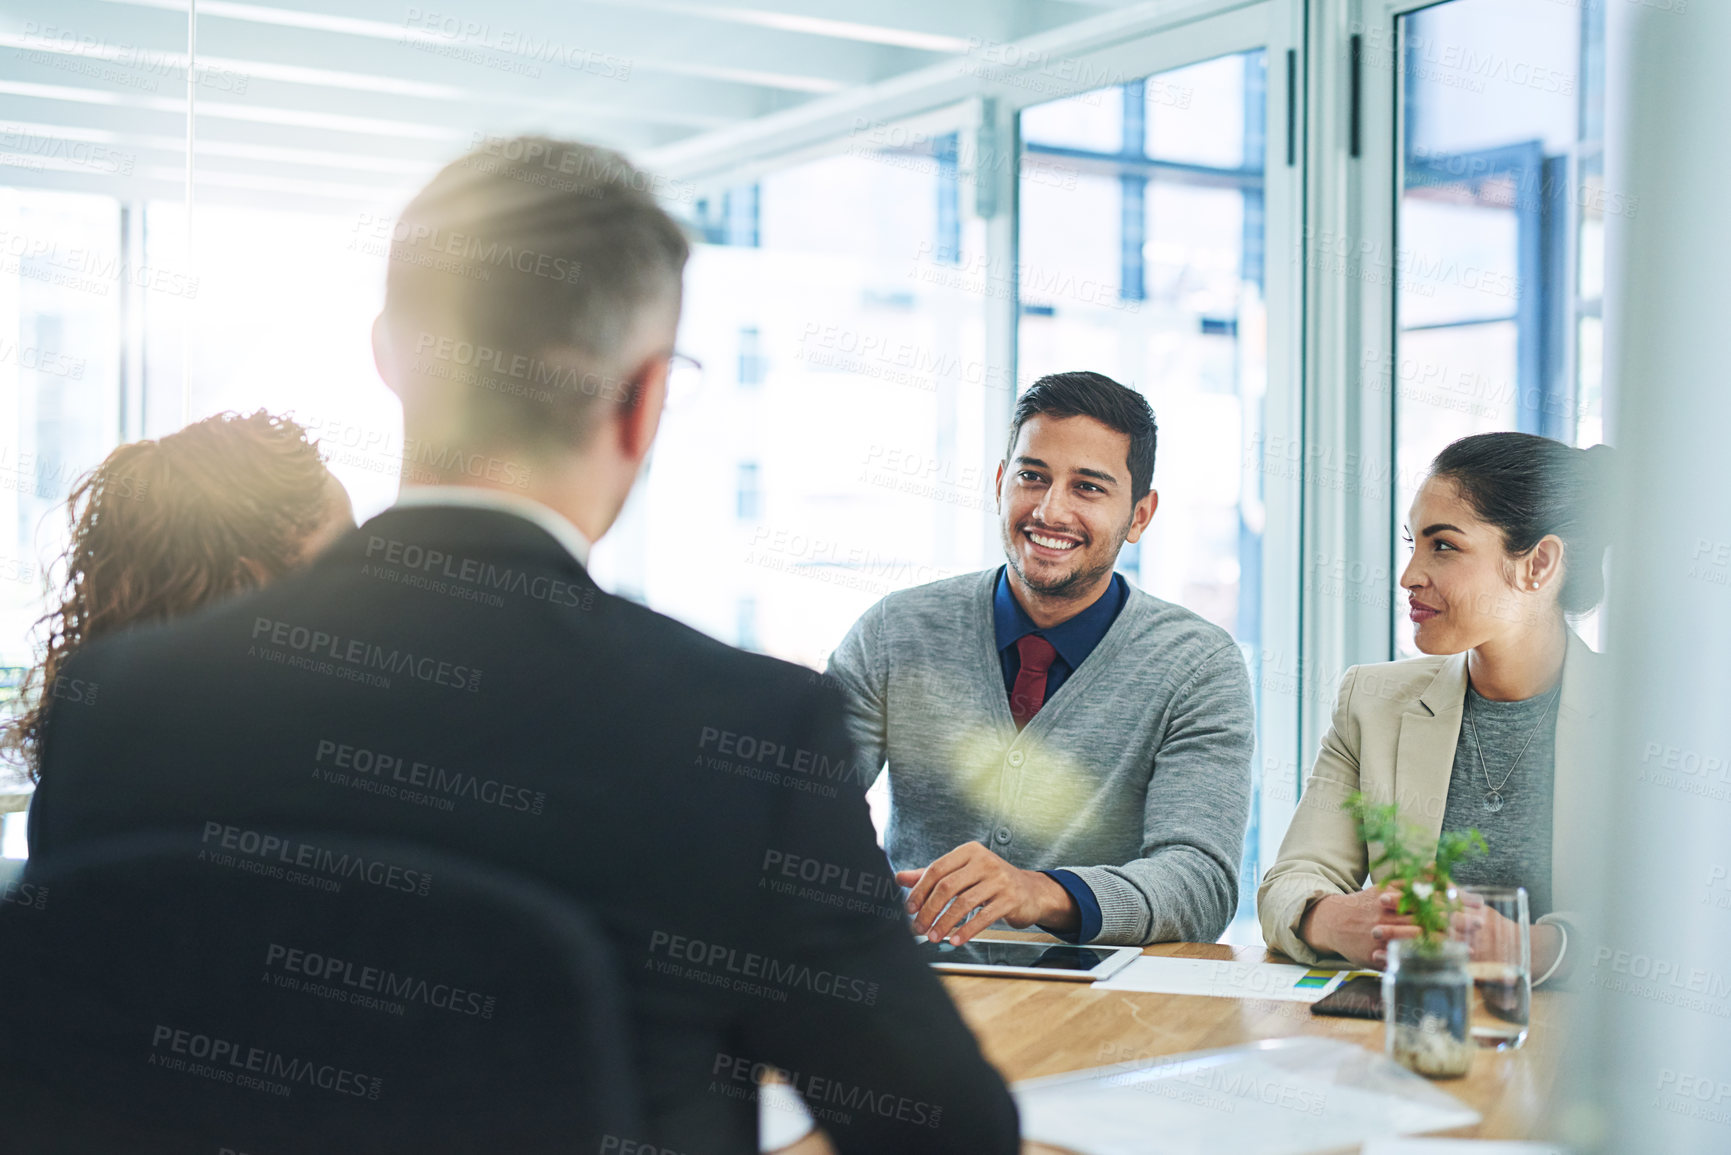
[1458,884,1531,1050]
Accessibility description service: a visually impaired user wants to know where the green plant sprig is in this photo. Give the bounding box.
[1343,793,1488,952]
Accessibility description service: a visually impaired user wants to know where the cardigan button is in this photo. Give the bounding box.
[994,826,1012,845]
[1007,749,1025,767]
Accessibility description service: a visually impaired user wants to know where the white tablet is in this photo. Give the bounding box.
[917,935,1142,982]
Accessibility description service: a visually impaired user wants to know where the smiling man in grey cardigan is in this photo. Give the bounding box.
[827,371,1254,948]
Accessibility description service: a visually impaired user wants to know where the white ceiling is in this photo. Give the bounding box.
[0,0,1143,211]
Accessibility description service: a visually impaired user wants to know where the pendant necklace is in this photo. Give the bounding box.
[1465,684,1560,814]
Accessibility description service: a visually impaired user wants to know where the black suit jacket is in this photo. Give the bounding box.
[28,503,1018,1154]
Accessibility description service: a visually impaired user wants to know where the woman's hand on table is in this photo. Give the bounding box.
[1453,894,1565,981]
[1299,886,1417,968]
[1454,892,1518,961]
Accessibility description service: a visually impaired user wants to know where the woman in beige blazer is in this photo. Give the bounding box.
[1259,432,1613,983]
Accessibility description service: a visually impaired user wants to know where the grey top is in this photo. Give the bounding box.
[1442,684,1558,917]
[825,569,1255,946]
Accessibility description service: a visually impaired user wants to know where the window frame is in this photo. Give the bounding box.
[632,0,1313,896]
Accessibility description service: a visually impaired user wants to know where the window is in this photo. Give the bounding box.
[737,326,765,387]
[735,596,759,652]
[0,3,1306,909]
[591,129,994,668]
[735,461,761,521]
[0,190,124,666]
[693,188,760,248]
[0,189,126,848]
[1392,0,1607,654]
[1017,44,1289,939]
[139,203,402,520]
[1019,51,1270,642]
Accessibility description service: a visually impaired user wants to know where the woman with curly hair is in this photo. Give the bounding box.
[3,410,354,780]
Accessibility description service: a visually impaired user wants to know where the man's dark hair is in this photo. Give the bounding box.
[383,135,690,458]
[1005,371,1158,502]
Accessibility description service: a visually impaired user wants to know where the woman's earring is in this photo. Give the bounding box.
[1530,581,1540,590]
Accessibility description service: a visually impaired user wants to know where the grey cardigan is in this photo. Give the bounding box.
[826,569,1255,945]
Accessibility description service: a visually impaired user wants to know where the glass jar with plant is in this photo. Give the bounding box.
[1345,793,1487,1078]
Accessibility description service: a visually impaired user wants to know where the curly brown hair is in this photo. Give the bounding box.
[3,410,343,779]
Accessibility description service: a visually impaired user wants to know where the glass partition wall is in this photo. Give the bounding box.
[1015,48,1284,934]
[1390,0,1609,654]
[590,141,995,671]
[1019,50,1270,646]
[0,0,1308,944]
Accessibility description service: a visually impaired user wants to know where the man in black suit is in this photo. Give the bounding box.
[27,137,1018,1154]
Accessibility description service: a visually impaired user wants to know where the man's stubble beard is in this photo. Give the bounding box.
[1000,518,1132,601]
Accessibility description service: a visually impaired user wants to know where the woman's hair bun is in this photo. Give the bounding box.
[1581,442,1618,493]
[1430,432,1614,615]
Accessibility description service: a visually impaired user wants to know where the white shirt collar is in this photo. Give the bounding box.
[390,485,591,568]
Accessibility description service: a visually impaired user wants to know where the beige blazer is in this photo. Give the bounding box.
[1258,631,1604,964]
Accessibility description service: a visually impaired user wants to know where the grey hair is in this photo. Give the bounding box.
[384,136,690,456]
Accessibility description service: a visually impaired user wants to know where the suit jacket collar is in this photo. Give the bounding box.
[329,504,597,589]
[1413,652,1470,719]
[1388,633,1600,898]
[391,485,592,568]
[1409,631,1599,721]
[1394,656,1468,859]
[1551,630,1602,914]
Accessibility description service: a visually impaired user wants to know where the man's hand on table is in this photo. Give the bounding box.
[897,841,1079,946]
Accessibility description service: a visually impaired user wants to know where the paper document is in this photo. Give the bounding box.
[757,1081,815,1151]
[1361,1143,1568,1154]
[1091,955,1357,1002]
[1015,1036,1481,1155]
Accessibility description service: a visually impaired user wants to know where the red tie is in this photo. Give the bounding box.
[1009,635,1058,730]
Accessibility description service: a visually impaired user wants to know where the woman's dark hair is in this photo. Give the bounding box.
[1429,431,1617,615]
[1006,371,1158,502]
[3,410,340,779]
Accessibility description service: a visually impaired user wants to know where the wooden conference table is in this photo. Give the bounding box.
[782,936,1561,1155]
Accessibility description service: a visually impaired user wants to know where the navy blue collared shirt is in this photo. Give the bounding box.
[991,566,1128,943]
[993,567,1128,703]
